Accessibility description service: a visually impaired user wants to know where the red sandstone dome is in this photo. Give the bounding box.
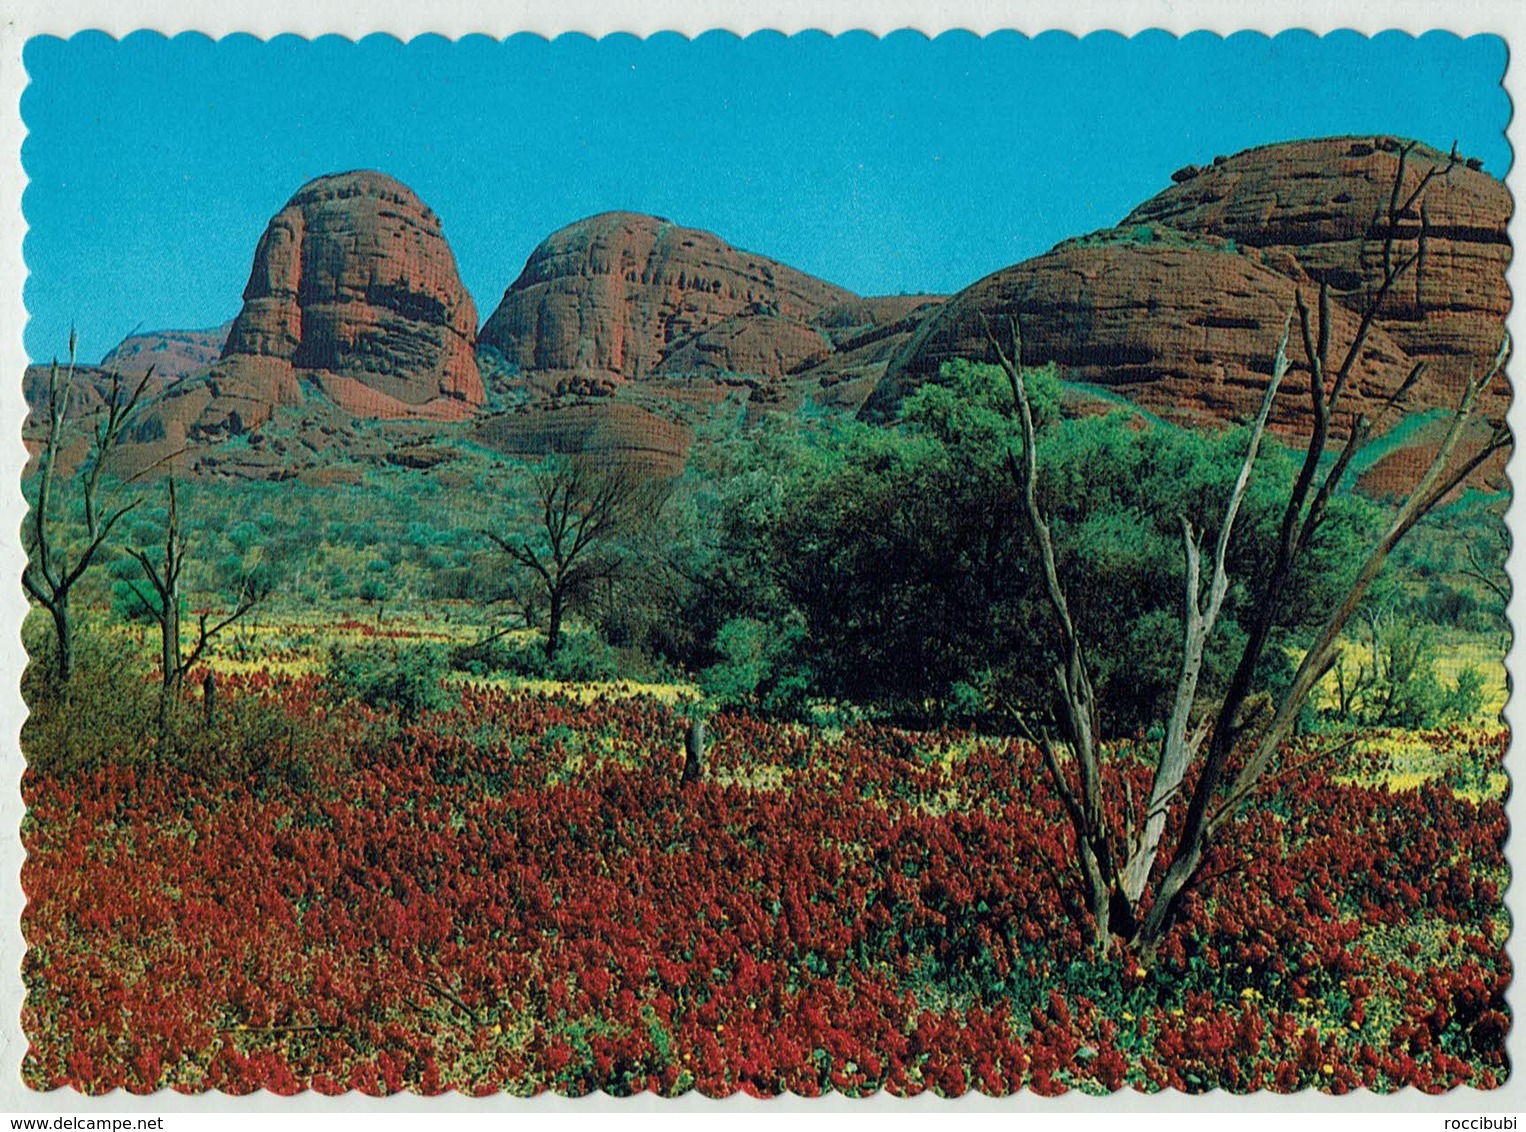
[221,170,483,415]
[478,211,854,382]
[866,228,1413,432]
[1124,136,1511,372]
[130,171,483,468]
[869,137,1510,431]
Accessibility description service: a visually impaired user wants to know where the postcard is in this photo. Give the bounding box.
[2,8,1521,1113]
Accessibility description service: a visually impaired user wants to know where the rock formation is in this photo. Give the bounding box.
[472,402,693,478]
[801,295,947,410]
[869,137,1509,436]
[478,212,853,383]
[99,322,232,384]
[130,170,483,467]
[1124,137,1511,372]
[473,214,950,471]
[227,170,481,414]
[867,228,1413,431]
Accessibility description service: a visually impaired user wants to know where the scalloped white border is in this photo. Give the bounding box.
[0,1,1523,1116]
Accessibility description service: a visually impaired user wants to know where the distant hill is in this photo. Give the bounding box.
[99,322,233,383]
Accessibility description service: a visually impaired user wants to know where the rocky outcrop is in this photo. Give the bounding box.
[1356,417,1510,499]
[867,228,1413,431]
[472,402,692,477]
[800,295,946,410]
[870,137,1509,435]
[653,310,833,379]
[474,216,945,464]
[23,360,184,476]
[225,170,481,412]
[1124,136,1511,382]
[24,362,166,423]
[479,212,853,383]
[25,318,230,428]
[99,322,232,383]
[122,172,484,465]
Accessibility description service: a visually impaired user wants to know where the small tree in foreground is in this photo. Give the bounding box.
[22,333,154,682]
[987,143,1510,960]
[125,478,267,738]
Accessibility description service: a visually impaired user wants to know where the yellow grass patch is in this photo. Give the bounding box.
[1314,633,1508,723]
[470,676,700,705]
[1333,728,1507,800]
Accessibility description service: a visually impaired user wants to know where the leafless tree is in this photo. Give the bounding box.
[1458,519,1510,607]
[23,332,155,682]
[482,454,666,662]
[125,478,266,736]
[986,142,1510,959]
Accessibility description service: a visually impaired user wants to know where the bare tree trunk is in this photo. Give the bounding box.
[985,315,1120,957]
[545,589,564,662]
[1120,324,1290,904]
[158,512,181,750]
[24,337,153,685]
[985,253,1505,961]
[129,477,262,753]
[1133,334,1510,956]
[202,669,217,730]
[161,591,180,692]
[51,597,72,685]
[682,717,705,786]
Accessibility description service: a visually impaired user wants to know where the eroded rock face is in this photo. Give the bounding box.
[1124,137,1512,375]
[867,229,1414,432]
[23,358,186,477]
[99,322,232,383]
[478,212,853,382]
[124,172,484,463]
[226,170,482,409]
[801,295,947,410]
[870,138,1509,435]
[472,402,693,478]
[1356,418,1510,499]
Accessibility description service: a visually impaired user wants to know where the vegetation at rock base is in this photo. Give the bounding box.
[17,366,1510,1092]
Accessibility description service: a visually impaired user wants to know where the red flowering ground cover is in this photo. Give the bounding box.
[21,676,1509,1095]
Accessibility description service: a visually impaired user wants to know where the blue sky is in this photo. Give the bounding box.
[20,30,1511,364]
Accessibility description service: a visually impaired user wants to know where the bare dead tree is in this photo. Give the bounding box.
[126,478,266,737]
[682,716,706,786]
[985,142,1511,960]
[22,332,155,682]
[482,454,664,663]
[1458,521,1511,607]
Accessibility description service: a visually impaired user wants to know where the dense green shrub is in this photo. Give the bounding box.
[663,359,1375,733]
[699,615,813,719]
[21,623,160,775]
[545,632,620,682]
[447,636,523,676]
[446,631,619,683]
[325,644,455,720]
[1440,665,1488,723]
